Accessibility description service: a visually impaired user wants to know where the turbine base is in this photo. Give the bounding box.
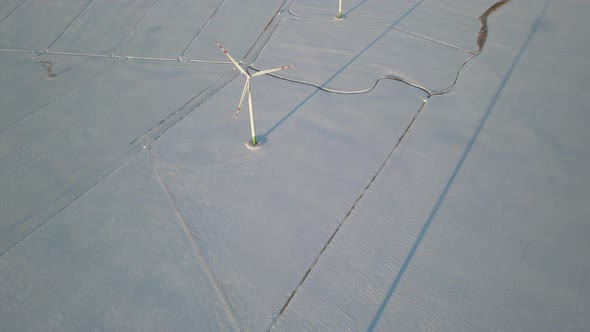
[244,140,262,150]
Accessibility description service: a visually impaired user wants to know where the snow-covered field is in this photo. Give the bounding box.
[1,0,589,331]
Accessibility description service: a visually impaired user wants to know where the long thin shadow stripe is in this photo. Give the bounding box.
[263,0,426,138]
[367,1,547,330]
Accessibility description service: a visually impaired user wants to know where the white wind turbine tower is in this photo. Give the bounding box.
[217,42,294,147]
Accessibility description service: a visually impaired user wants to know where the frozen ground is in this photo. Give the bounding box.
[0,0,589,331]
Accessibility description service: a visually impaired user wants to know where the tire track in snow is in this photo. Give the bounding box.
[260,0,428,140]
[0,1,512,327]
[0,59,120,134]
[368,1,544,329]
[112,0,163,54]
[268,99,429,331]
[0,0,27,26]
[147,142,245,331]
[258,0,512,98]
[48,0,96,49]
[267,0,513,329]
[0,56,31,79]
[0,47,232,64]
[0,136,143,259]
[179,0,227,57]
[388,25,472,53]
[249,66,433,96]
[0,4,291,319]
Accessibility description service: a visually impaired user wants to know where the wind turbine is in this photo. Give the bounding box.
[216,42,293,147]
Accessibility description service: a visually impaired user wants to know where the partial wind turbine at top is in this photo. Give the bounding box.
[216,42,293,147]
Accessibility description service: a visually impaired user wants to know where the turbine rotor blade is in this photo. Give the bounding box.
[235,78,250,119]
[251,65,294,77]
[216,41,248,76]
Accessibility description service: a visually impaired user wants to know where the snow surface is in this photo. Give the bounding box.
[1,0,589,331]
